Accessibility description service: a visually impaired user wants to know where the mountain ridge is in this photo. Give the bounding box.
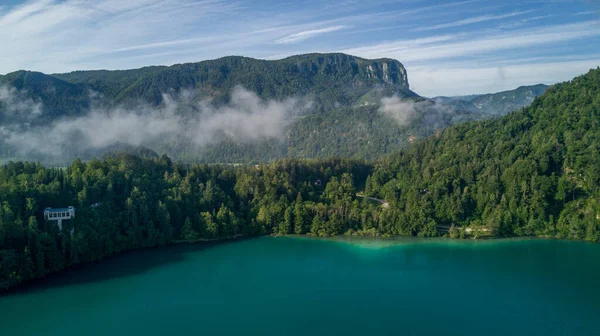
[433,83,549,116]
[51,53,415,105]
[0,53,555,164]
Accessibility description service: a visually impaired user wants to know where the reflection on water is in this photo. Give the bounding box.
[290,234,547,249]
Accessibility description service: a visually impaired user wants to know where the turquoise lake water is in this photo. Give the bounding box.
[1,237,599,336]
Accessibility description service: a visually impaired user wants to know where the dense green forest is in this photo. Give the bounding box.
[0,155,380,290]
[368,68,600,240]
[0,65,596,291]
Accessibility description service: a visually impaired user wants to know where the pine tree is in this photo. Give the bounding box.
[311,214,323,236]
[294,193,306,234]
[182,217,199,242]
[202,212,218,239]
[280,206,293,235]
[364,175,372,196]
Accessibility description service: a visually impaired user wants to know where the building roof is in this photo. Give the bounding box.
[44,207,75,213]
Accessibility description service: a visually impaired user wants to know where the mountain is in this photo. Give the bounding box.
[52,53,416,109]
[0,53,543,164]
[2,54,415,120]
[369,67,600,239]
[434,84,549,116]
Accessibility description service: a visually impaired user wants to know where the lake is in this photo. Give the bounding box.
[1,237,599,336]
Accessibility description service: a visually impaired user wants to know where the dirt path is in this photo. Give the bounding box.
[355,193,389,208]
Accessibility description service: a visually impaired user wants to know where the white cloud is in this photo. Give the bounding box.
[378,96,417,126]
[1,86,312,158]
[275,25,348,44]
[378,94,469,129]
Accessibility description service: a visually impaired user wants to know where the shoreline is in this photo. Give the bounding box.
[279,233,599,246]
[0,234,254,295]
[2,232,596,294]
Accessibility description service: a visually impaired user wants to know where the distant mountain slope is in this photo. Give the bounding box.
[434,84,549,116]
[0,70,90,122]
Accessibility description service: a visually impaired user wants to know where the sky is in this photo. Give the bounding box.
[0,0,599,96]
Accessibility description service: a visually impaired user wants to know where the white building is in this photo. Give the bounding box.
[44,206,75,232]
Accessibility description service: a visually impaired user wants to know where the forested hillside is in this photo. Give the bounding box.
[368,68,600,239]
[163,100,482,162]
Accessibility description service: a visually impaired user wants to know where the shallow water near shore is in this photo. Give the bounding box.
[1,236,599,336]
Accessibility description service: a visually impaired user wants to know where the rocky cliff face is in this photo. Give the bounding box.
[291,53,409,88]
[365,59,408,87]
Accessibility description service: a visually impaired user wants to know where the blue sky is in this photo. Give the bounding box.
[0,0,598,96]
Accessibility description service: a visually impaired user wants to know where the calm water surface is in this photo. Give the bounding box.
[1,237,599,336]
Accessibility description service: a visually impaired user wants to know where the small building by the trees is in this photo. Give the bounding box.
[44,206,76,232]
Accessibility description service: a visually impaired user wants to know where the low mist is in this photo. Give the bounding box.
[378,94,477,130]
[0,86,312,160]
[0,85,42,118]
[378,96,418,126]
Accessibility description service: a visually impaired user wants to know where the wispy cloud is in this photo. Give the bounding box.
[412,10,534,32]
[113,36,219,53]
[496,14,553,29]
[342,35,460,56]
[275,25,348,44]
[0,0,54,27]
[394,0,483,18]
[0,0,242,72]
[343,21,600,63]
